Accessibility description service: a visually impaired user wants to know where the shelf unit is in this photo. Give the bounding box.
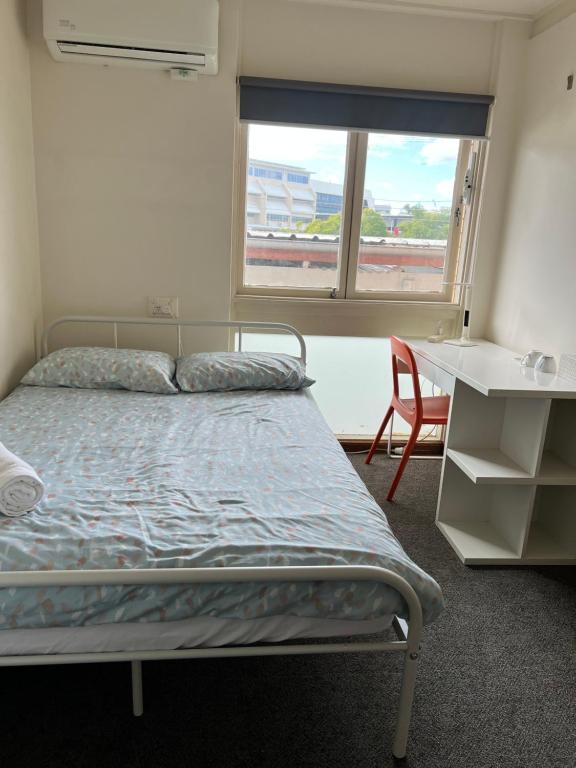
[436,380,576,565]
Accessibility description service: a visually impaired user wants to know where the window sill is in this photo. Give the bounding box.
[232,294,462,338]
[234,293,461,309]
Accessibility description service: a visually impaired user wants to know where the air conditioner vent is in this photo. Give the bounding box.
[57,42,206,67]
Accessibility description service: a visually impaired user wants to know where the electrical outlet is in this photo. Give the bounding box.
[147,296,179,319]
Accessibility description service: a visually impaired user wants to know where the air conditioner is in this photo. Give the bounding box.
[43,0,219,75]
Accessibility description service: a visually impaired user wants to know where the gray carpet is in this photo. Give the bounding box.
[2,456,575,768]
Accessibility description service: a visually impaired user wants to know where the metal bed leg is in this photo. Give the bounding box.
[131,660,144,717]
[392,649,419,759]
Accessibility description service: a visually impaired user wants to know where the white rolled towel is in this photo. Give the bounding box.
[0,442,45,517]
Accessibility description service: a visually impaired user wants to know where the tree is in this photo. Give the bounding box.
[304,208,389,236]
[360,208,389,237]
[304,213,342,234]
[398,204,451,240]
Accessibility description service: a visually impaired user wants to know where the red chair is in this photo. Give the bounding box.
[365,336,450,501]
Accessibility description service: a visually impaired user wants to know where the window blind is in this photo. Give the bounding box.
[239,77,494,138]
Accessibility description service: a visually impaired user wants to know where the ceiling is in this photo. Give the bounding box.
[291,0,561,21]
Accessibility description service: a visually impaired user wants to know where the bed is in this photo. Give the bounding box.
[0,316,444,759]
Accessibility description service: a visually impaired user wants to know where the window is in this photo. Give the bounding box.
[266,213,289,226]
[243,125,348,291]
[354,134,460,295]
[249,165,283,180]
[287,172,310,184]
[238,124,482,301]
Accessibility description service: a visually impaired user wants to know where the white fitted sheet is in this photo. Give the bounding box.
[0,615,394,656]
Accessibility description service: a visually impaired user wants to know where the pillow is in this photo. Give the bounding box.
[176,351,314,393]
[22,347,178,395]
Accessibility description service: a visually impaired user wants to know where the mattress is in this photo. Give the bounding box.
[0,385,444,639]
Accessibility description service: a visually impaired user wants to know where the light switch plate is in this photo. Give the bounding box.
[147,296,179,319]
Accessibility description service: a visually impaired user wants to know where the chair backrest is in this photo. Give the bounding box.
[390,336,423,419]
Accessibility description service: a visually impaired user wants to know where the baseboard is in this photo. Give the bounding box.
[338,437,444,456]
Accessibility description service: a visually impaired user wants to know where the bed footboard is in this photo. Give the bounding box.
[0,565,422,760]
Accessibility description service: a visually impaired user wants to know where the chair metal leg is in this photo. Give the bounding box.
[365,405,395,465]
[387,420,421,501]
[387,411,394,458]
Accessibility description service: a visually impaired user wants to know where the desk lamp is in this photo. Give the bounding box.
[442,281,477,347]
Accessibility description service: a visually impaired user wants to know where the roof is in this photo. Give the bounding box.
[311,180,343,196]
[246,230,447,247]
[249,159,309,173]
[311,180,374,201]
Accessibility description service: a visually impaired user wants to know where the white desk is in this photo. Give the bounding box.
[407,338,576,566]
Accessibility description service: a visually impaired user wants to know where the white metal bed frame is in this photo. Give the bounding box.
[0,316,426,760]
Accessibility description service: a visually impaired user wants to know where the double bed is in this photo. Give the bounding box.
[0,316,444,759]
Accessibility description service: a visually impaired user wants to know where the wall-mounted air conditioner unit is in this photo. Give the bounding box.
[43,0,219,75]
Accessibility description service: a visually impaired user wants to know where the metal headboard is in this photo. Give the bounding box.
[41,316,307,364]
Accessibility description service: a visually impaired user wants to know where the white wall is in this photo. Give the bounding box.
[486,13,576,356]
[471,20,529,338]
[27,0,240,351]
[0,0,42,398]
[241,0,497,92]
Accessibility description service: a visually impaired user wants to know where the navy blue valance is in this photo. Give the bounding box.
[239,77,494,138]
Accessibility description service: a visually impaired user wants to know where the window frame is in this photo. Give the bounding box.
[235,123,481,305]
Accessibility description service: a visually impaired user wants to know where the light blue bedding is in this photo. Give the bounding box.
[0,385,444,630]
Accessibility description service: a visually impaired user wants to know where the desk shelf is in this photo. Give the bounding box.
[445,448,576,486]
[446,448,533,484]
[435,379,576,565]
[537,452,576,485]
[523,524,576,564]
[436,458,534,563]
[436,521,520,564]
[525,486,576,563]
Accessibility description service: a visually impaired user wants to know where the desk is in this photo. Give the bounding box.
[407,339,576,565]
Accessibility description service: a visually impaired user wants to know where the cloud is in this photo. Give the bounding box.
[369,134,409,150]
[436,179,456,199]
[420,138,459,166]
[248,125,347,168]
[367,134,409,160]
[317,172,343,184]
[369,180,395,201]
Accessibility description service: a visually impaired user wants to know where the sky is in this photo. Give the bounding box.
[248,124,459,213]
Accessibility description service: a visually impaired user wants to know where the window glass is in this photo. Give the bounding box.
[354,134,460,293]
[243,124,348,291]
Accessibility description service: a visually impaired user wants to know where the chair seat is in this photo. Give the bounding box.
[398,395,450,424]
